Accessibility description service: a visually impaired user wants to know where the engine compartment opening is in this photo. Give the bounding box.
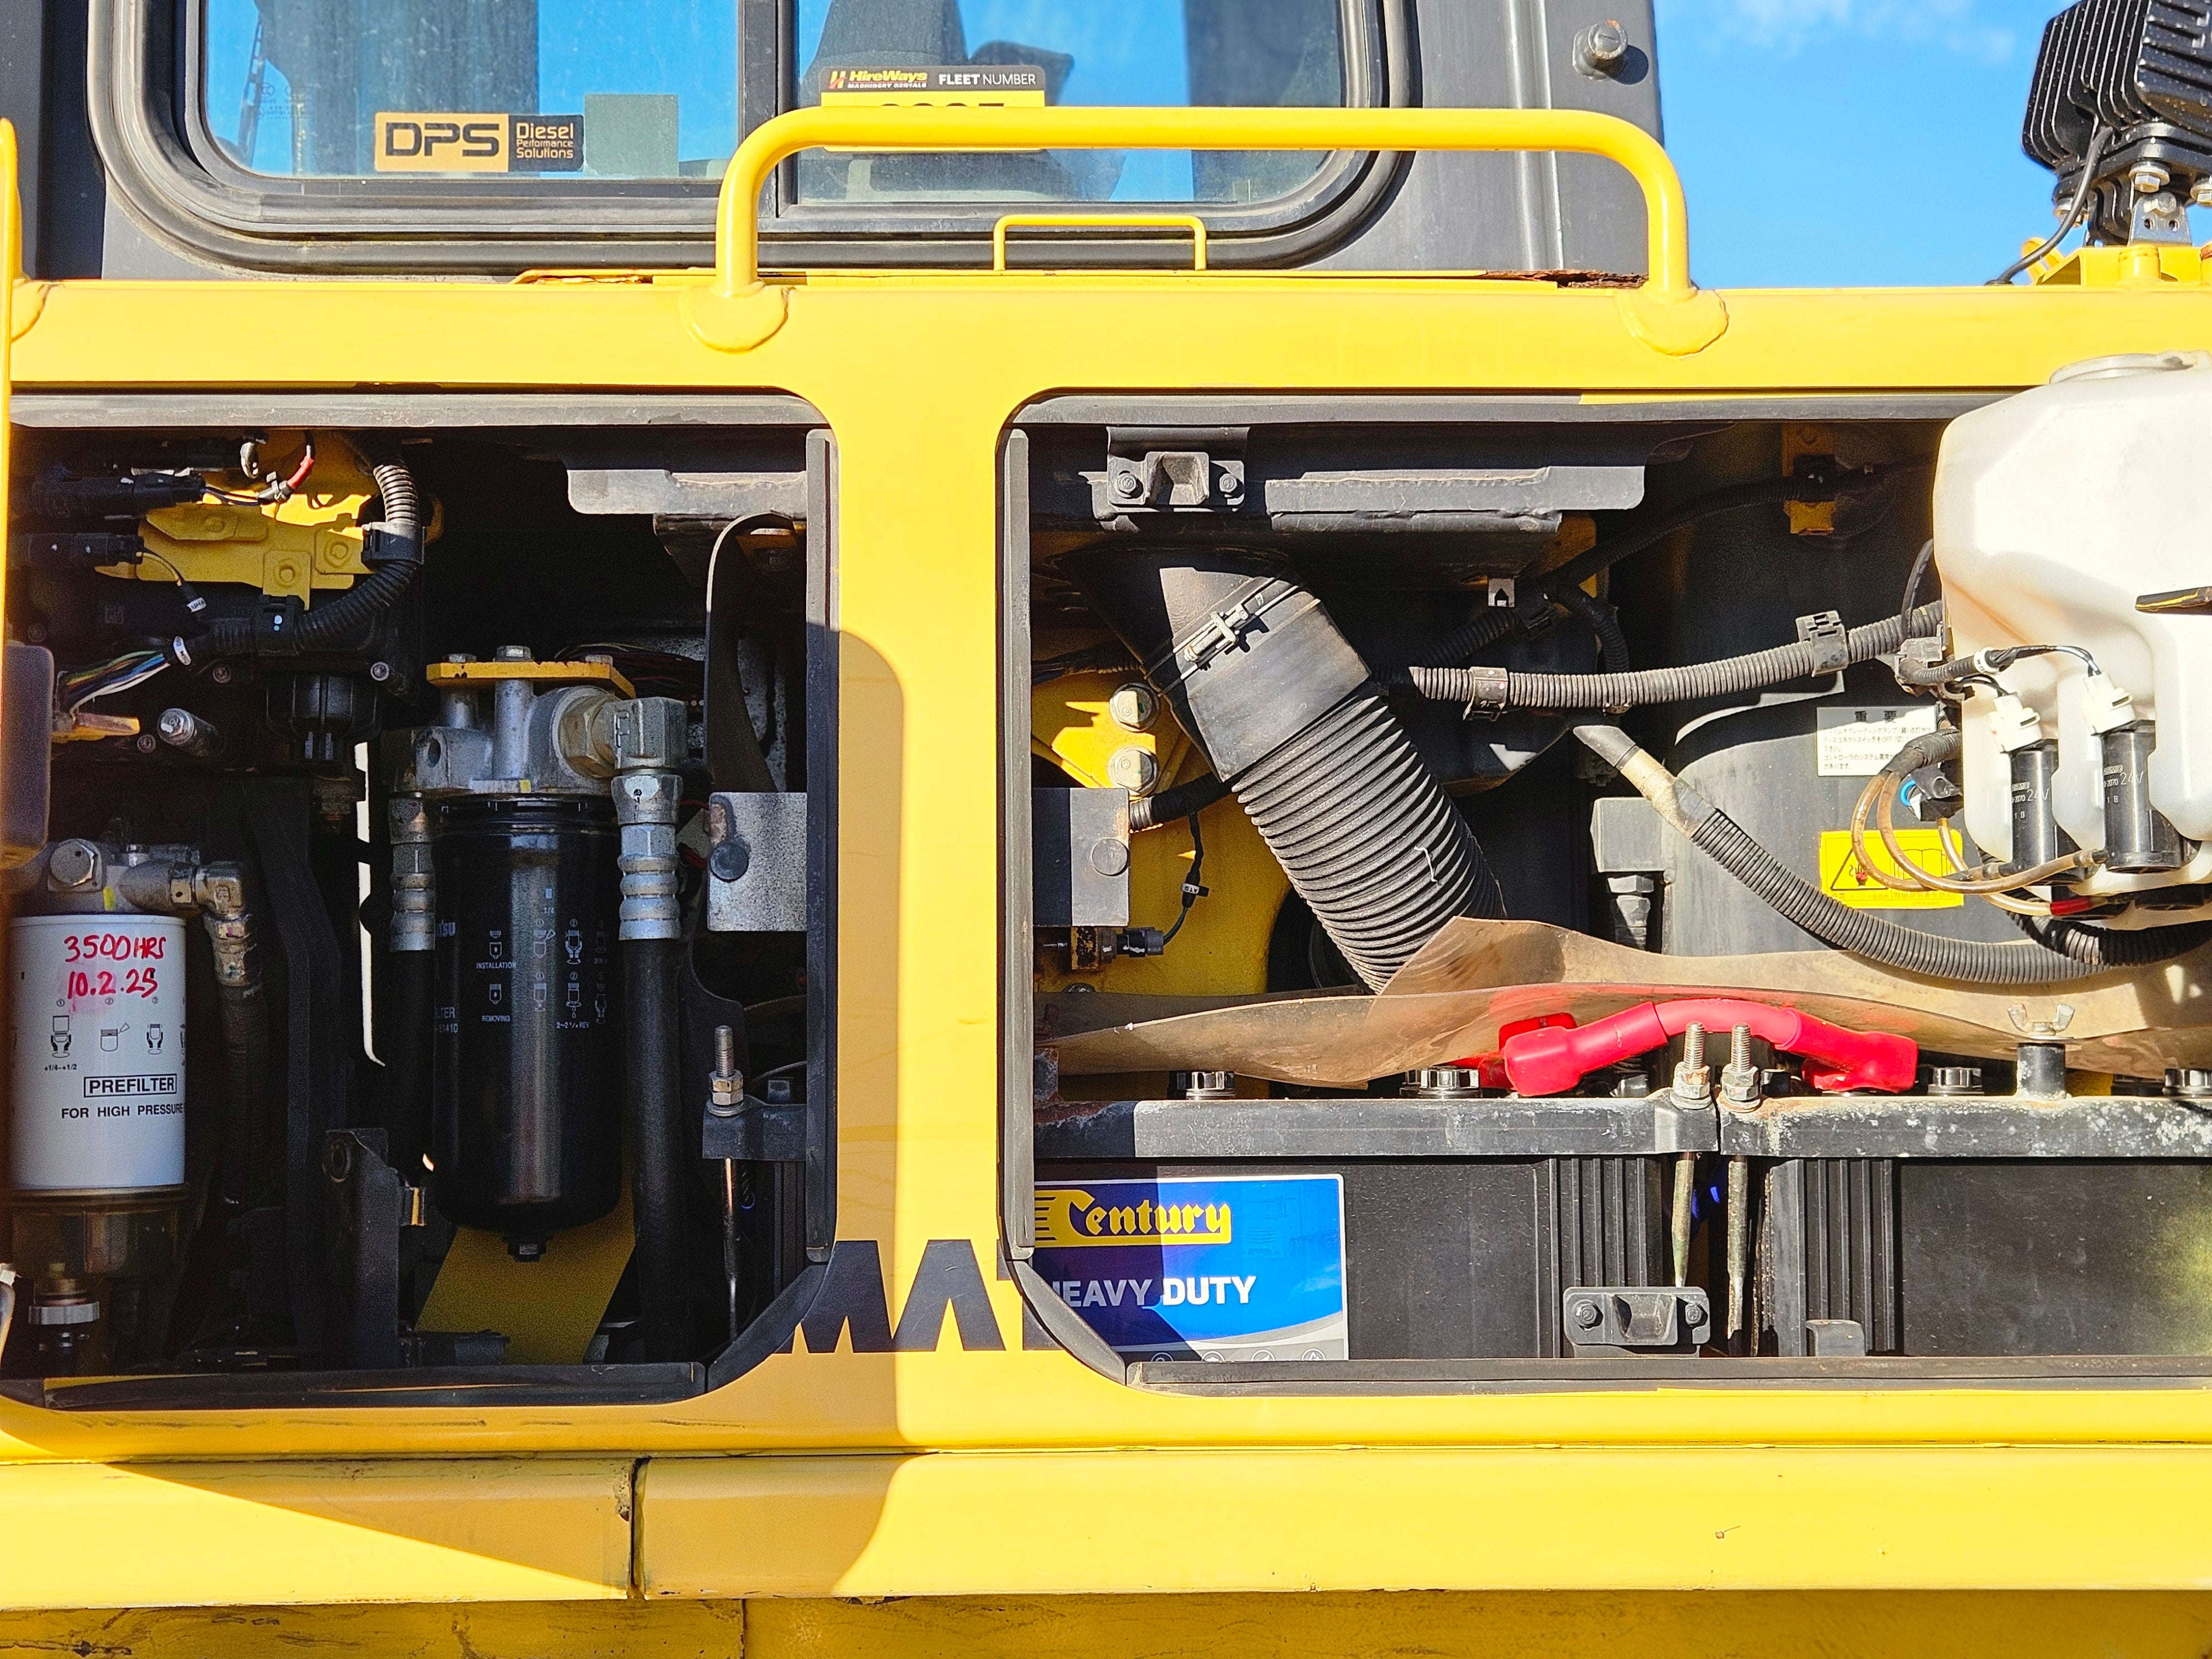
[1014,369,2212,1379]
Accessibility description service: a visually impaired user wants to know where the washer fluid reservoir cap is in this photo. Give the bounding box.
[2049,351,2212,384]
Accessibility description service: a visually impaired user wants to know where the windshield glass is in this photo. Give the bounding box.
[200,1,1348,203]
[793,0,1347,202]
[202,0,739,180]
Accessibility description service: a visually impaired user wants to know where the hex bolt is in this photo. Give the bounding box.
[708,1022,743,1117]
[47,841,100,890]
[1107,682,1158,732]
[1719,1022,1761,1108]
[494,645,533,662]
[1107,745,1160,794]
[1571,1298,1602,1329]
[1112,467,1144,500]
[1672,1020,1712,1103]
[2194,178,2212,208]
[2131,161,2172,196]
[2147,191,2183,220]
[1682,1300,1707,1329]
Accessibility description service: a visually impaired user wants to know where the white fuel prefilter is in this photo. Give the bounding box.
[9,913,187,1192]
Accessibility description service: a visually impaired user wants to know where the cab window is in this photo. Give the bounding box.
[201,0,739,181]
[791,0,1348,204]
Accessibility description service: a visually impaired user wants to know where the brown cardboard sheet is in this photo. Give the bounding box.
[1044,919,2212,1087]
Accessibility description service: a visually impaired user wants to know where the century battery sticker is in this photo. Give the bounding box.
[1815,705,1940,776]
[818,66,1047,106]
[1034,1174,1347,1361]
[374,113,583,173]
[1817,827,1965,909]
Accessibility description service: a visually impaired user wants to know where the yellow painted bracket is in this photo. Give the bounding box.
[992,212,1208,271]
[425,656,638,699]
[684,106,1727,356]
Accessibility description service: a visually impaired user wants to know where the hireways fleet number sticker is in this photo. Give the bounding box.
[1033,1174,1347,1361]
[1815,704,1940,776]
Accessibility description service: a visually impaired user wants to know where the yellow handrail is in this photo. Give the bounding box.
[685,106,1725,354]
[992,212,1208,272]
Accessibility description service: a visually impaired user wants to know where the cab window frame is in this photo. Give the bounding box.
[87,0,1408,275]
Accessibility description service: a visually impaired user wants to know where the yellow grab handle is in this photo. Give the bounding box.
[685,106,1724,355]
[992,212,1208,272]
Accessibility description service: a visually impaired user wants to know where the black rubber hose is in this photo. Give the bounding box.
[1073,553,1502,990]
[1410,603,1944,713]
[1572,723,2208,985]
[2012,911,2212,967]
[1129,772,1230,833]
[625,937,689,1361]
[1551,584,1631,672]
[1415,467,1927,670]
[382,951,435,1178]
[199,455,422,658]
[215,975,276,1208]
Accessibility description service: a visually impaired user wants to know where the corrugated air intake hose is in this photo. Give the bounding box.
[1070,552,1503,990]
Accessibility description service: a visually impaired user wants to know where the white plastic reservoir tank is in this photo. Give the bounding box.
[1936,351,2212,893]
[9,911,187,1192]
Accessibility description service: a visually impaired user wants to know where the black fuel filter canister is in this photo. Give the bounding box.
[431,796,619,1257]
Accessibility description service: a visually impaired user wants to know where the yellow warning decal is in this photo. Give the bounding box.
[1817,828,1965,910]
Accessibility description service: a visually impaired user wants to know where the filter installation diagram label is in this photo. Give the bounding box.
[1818,827,1965,909]
[1034,1174,1347,1361]
[1815,705,1940,776]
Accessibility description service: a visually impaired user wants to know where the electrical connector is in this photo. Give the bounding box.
[2080,670,2137,735]
[1989,693,2044,753]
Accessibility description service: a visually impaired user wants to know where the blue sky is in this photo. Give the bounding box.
[1655,0,2204,286]
[204,0,2197,286]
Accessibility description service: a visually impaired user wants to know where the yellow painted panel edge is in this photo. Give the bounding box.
[0,1458,635,1610]
[639,1448,2212,1597]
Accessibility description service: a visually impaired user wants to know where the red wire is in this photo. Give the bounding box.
[281,439,316,492]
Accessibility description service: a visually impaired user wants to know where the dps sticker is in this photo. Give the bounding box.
[374,113,582,173]
[818,66,1047,107]
[1034,1174,1347,1361]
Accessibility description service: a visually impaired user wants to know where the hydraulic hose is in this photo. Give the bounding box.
[625,936,689,1362]
[1411,603,1943,713]
[1572,723,2209,985]
[198,454,423,658]
[1415,465,1928,670]
[215,960,274,1207]
[382,953,435,1178]
[1073,552,1502,990]
[182,867,276,1207]
[1129,772,1230,833]
[1553,583,1631,673]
